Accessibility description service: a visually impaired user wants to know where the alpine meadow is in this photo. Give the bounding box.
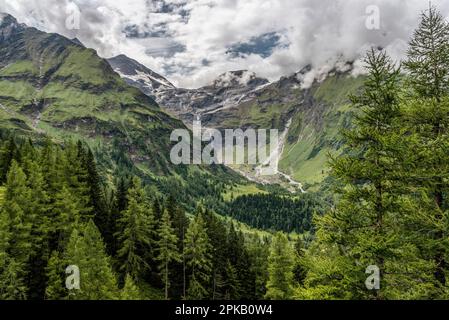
[1,1,449,303]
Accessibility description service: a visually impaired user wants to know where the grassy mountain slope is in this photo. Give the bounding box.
[0,14,266,216]
[199,70,363,189]
[279,74,363,187]
[0,15,189,179]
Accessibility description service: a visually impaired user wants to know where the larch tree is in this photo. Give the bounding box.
[184,209,213,300]
[403,5,449,290]
[64,221,118,300]
[298,49,433,299]
[116,177,155,282]
[120,274,142,300]
[156,209,181,300]
[265,233,295,300]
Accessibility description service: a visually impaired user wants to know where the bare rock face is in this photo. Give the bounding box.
[0,13,24,43]
[107,54,276,127]
[108,54,175,99]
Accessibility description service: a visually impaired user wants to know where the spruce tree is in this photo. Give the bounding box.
[120,274,142,300]
[265,233,294,300]
[299,49,435,299]
[166,196,189,299]
[0,257,27,300]
[223,260,240,300]
[156,209,181,300]
[403,5,449,289]
[0,207,10,270]
[1,161,32,265]
[45,251,66,300]
[26,164,51,299]
[64,142,92,221]
[203,209,228,299]
[116,177,155,282]
[52,186,81,250]
[64,221,118,300]
[184,209,212,299]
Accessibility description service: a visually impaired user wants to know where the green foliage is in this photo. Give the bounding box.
[64,221,118,300]
[184,209,213,299]
[156,209,181,300]
[120,274,142,300]
[116,177,156,282]
[44,251,65,300]
[402,5,449,290]
[227,193,325,233]
[265,233,295,300]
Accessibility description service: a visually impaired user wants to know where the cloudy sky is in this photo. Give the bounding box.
[1,0,449,88]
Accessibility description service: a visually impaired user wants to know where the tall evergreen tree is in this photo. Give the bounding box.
[203,209,229,299]
[120,274,142,300]
[64,142,92,221]
[166,196,189,299]
[83,148,108,242]
[403,5,449,289]
[0,257,27,300]
[25,161,51,299]
[184,209,213,300]
[116,177,155,282]
[265,233,294,300]
[64,221,118,300]
[44,251,66,300]
[52,186,81,250]
[1,161,32,266]
[0,137,18,183]
[156,210,181,300]
[299,49,436,299]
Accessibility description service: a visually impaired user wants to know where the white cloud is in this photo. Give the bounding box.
[1,0,449,88]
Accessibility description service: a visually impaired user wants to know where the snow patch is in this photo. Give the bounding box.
[114,68,174,90]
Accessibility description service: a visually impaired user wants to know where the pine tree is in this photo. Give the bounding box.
[0,207,10,271]
[403,5,449,289]
[265,233,294,300]
[292,238,307,285]
[25,161,52,299]
[404,5,449,100]
[120,274,142,300]
[52,186,81,250]
[223,260,240,300]
[203,209,229,299]
[116,177,155,282]
[83,148,109,243]
[108,176,129,256]
[0,137,18,183]
[64,141,92,221]
[64,221,118,300]
[299,49,436,299]
[1,160,32,265]
[184,209,212,299]
[226,223,253,299]
[247,234,269,299]
[0,257,27,300]
[45,251,66,300]
[166,196,189,299]
[156,209,181,300]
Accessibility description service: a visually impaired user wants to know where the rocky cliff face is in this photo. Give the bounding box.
[108,55,274,127]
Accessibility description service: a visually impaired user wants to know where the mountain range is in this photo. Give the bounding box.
[108,54,363,190]
[0,13,193,180]
[0,12,363,193]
